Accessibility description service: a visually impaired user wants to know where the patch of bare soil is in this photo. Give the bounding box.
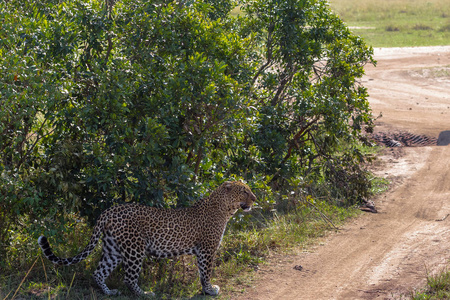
[232,46,450,299]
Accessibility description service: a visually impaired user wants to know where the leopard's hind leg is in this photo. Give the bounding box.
[93,235,122,295]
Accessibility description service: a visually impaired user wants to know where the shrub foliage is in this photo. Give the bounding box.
[0,0,374,263]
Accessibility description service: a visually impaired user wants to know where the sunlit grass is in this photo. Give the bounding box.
[328,0,450,47]
[230,6,242,17]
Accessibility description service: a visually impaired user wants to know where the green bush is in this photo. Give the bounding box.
[0,0,374,266]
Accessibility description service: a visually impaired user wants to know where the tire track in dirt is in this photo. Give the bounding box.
[233,46,450,300]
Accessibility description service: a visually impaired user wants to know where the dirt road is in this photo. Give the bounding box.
[235,46,450,299]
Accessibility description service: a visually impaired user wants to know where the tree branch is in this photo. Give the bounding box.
[251,23,275,88]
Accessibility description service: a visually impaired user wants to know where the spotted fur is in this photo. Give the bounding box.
[38,181,256,296]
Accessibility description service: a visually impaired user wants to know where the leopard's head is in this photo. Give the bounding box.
[220,180,256,214]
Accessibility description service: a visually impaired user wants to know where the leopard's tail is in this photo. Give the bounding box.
[38,222,103,266]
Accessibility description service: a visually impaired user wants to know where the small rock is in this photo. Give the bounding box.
[293,265,303,271]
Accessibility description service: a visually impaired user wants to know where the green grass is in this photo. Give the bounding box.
[411,268,450,299]
[328,0,450,47]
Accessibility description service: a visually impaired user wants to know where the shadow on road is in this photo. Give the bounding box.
[437,131,450,146]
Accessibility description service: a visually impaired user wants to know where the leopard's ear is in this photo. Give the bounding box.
[223,181,233,190]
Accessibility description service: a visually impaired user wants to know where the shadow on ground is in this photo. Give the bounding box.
[437,131,450,146]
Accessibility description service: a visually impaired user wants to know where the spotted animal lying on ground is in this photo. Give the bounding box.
[38,181,256,296]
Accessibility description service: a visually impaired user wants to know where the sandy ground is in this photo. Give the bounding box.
[233,46,450,299]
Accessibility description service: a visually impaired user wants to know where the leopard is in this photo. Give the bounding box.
[38,181,256,296]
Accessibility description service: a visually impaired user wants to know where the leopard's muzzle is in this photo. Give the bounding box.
[240,203,252,212]
[240,191,256,212]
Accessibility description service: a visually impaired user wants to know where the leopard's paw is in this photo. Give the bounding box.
[203,285,220,296]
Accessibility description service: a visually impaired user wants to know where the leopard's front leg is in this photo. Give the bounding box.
[196,248,220,295]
